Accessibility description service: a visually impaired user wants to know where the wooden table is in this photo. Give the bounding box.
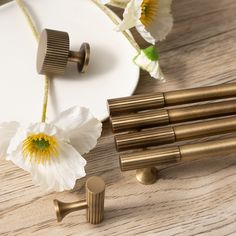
[1,0,236,235]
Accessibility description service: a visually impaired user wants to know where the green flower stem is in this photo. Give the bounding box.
[16,0,49,123]
[143,45,159,61]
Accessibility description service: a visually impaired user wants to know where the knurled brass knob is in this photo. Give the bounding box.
[54,176,105,224]
[37,28,90,76]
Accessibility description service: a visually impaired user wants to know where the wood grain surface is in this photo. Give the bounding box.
[1,0,236,235]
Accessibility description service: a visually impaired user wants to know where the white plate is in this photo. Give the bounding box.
[0,0,139,123]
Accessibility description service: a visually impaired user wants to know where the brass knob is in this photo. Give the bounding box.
[37,28,90,76]
[54,176,105,224]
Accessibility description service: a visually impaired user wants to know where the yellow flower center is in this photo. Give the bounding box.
[140,0,159,27]
[22,133,59,164]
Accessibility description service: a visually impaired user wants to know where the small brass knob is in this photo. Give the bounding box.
[54,176,105,224]
[37,28,90,76]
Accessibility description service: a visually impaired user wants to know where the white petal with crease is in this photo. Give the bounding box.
[145,0,173,42]
[53,106,102,155]
[7,139,86,191]
[118,0,142,31]
[134,50,165,80]
[4,106,101,192]
[30,141,86,192]
[117,0,173,43]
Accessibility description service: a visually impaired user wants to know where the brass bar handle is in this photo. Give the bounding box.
[120,137,236,171]
[53,176,105,224]
[108,82,236,115]
[115,116,236,151]
[108,93,165,115]
[110,99,236,132]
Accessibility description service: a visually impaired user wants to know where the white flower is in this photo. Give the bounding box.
[134,45,164,80]
[0,106,102,192]
[104,0,173,44]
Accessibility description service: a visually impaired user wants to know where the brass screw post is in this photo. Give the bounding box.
[136,167,158,185]
[124,128,158,185]
[53,176,105,224]
[37,28,90,76]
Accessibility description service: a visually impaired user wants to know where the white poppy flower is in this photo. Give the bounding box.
[0,106,102,192]
[104,0,173,44]
[134,45,165,80]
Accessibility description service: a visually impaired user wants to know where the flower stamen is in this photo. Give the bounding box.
[22,133,59,164]
[140,0,159,27]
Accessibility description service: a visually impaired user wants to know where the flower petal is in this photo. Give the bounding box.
[145,0,173,42]
[6,144,33,172]
[0,122,19,159]
[6,122,68,156]
[7,141,86,192]
[136,21,156,44]
[53,106,102,155]
[118,0,142,31]
[134,50,165,80]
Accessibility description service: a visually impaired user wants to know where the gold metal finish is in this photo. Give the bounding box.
[54,200,88,223]
[115,126,175,151]
[108,93,165,115]
[115,116,236,151]
[164,83,236,106]
[111,99,236,132]
[120,146,181,171]
[37,29,90,76]
[120,137,236,171]
[86,176,105,224]
[108,82,236,115]
[136,167,158,185]
[53,176,105,224]
[110,109,169,132]
[180,137,236,161]
[168,100,236,123]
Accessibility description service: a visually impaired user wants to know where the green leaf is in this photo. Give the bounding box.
[143,45,159,61]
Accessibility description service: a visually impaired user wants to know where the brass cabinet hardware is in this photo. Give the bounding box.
[37,29,90,76]
[108,84,236,185]
[108,82,236,115]
[108,93,165,115]
[110,99,236,132]
[115,116,236,151]
[120,137,236,183]
[54,176,105,224]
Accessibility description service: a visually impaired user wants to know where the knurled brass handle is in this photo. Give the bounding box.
[54,176,105,224]
[108,83,236,185]
[108,82,236,115]
[37,28,90,76]
[120,137,236,171]
[115,116,236,151]
[110,99,236,132]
